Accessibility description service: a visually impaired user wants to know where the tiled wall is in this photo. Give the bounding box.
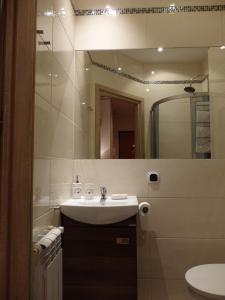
[33,0,90,237]
[208,47,225,158]
[74,159,225,300]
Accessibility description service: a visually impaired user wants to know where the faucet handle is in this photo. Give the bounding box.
[100,186,107,200]
[100,185,107,194]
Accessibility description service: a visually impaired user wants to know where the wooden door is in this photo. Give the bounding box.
[119,131,135,159]
[0,1,36,299]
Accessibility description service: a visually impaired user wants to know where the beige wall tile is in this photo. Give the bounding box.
[147,13,222,49]
[35,51,52,103]
[75,11,224,50]
[209,47,225,158]
[75,159,225,198]
[74,159,150,196]
[50,107,74,159]
[34,94,52,158]
[138,279,151,300]
[75,14,148,50]
[50,158,74,184]
[150,238,225,279]
[52,57,75,121]
[151,279,206,300]
[139,197,225,239]
[53,16,75,83]
[137,228,152,279]
[50,158,73,205]
[53,0,76,48]
[33,159,51,220]
[33,210,55,239]
[74,126,90,159]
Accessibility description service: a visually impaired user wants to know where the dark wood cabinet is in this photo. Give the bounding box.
[62,215,137,300]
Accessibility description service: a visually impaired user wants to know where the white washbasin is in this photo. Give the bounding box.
[60,196,138,225]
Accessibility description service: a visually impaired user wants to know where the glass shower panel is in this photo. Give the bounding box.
[151,93,210,159]
[158,98,192,158]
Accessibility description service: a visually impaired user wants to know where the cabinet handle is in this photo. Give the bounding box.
[116,237,130,245]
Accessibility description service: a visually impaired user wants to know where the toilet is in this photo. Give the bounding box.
[185,264,225,299]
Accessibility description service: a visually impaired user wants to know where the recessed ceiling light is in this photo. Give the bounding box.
[117,67,122,71]
[146,88,150,92]
[151,71,155,75]
[82,102,86,105]
[85,67,89,71]
[106,5,110,9]
[157,47,164,52]
[220,45,225,50]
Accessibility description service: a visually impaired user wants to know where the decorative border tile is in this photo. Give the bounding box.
[91,60,206,85]
[92,61,144,83]
[75,5,225,16]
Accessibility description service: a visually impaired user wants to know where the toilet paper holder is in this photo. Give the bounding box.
[139,202,151,216]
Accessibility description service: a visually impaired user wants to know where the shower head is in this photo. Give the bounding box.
[184,74,206,94]
[184,86,196,93]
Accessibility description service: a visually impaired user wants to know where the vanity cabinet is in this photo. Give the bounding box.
[62,215,137,300]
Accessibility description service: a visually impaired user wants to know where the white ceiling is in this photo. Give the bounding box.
[72,0,225,10]
[120,48,208,64]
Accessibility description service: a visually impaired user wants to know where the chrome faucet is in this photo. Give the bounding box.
[100,186,107,201]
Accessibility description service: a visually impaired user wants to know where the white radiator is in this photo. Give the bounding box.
[32,227,63,300]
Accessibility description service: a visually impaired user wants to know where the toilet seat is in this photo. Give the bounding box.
[185,264,225,299]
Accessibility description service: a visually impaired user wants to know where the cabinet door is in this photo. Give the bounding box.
[63,217,137,300]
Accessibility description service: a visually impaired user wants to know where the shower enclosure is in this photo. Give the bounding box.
[151,92,210,159]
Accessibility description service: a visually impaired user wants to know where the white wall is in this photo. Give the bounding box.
[75,10,225,50]
[208,47,225,158]
[33,0,90,236]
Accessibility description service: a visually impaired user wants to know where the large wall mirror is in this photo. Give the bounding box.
[74,47,224,159]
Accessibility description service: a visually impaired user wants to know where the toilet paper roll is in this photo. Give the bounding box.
[139,202,151,217]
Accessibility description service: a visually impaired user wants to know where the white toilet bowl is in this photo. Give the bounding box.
[185,264,225,299]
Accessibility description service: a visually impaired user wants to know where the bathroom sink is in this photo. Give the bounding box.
[60,196,138,225]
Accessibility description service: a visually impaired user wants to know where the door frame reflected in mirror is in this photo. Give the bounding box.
[95,84,145,159]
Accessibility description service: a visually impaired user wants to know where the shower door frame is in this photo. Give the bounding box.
[0,0,36,299]
[150,92,209,158]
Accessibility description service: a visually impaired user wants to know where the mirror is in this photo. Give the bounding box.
[75,46,224,159]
